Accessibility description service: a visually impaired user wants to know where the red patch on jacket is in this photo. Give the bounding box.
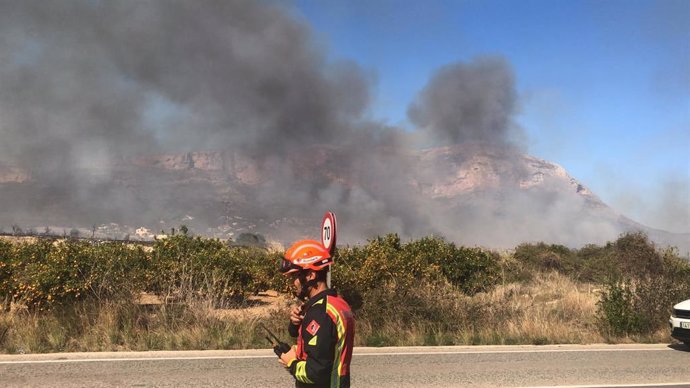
[306,320,320,336]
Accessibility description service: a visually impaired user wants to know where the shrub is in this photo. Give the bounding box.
[332,234,500,317]
[8,240,56,310]
[572,243,614,283]
[402,236,500,293]
[596,235,690,338]
[597,279,641,336]
[357,276,488,333]
[149,234,282,307]
[7,240,150,310]
[74,242,150,302]
[234,247,287,294]
[514,242,575,274]
[513,233,677,285]
[0,240,15,311]
[610,232,663,278]
[150,235,247,306]
[234,233,268,248]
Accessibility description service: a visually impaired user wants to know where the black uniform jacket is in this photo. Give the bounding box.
[287,289,354,388]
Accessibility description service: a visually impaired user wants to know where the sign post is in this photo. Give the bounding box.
[321,211,337,288]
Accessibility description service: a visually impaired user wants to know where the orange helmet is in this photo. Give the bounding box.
[280,239,332,275]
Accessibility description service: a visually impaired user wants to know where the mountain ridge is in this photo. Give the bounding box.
[0,144,687,254]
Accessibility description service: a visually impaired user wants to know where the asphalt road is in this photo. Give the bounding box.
[1,344,690,387]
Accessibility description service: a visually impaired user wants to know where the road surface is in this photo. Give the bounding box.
[1,344,689,387]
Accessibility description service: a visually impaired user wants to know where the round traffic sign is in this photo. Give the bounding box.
[321,211,337,254]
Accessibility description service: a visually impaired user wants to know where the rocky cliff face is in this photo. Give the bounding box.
[0,164,29,183]
[130,151,265,185]
[128,144,596,203]
[8,144,599,204]
[413,144,596,201]
[1,144,686,253]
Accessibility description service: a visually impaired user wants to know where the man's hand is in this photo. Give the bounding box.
[289,305,304,326]
[278,345,297,367]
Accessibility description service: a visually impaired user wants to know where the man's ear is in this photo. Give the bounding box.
[306,270,316,282]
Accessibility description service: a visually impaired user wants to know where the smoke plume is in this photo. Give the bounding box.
[0,0,369,166]
[0,0,426,237]
[407,57,521,147]
[0,1,673,250]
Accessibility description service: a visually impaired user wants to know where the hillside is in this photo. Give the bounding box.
[0,143,687,253]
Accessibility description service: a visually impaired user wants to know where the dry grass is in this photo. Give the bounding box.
[0,235,39,244]
[355,271,670,347]
[0,296,292,354]
[349,272,598,346]
[0,271,673,353]
[470,271,603,344]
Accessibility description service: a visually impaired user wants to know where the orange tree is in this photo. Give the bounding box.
[0,240,15,311]
[7,240,150,310]
[332,234,500,319]
[148,234,282,307]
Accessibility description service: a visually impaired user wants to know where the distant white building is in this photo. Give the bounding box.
[135,227,153,239]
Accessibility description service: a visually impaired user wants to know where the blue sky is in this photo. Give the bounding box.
[293,0,690,233]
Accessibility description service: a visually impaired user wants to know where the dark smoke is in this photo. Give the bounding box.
[0,1,670,251]
[0,0,368,166]
[407,57,520,146]
[0,0,424,236]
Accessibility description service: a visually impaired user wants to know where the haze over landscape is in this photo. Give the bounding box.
[0,0,687,253]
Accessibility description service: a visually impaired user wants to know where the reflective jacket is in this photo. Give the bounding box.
[287,289,355,388]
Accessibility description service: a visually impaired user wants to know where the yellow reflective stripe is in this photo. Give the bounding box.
[326,303,346,388]
[295,360,313,384]
[313,298,324,305]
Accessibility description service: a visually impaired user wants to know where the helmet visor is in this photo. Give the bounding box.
[279,258,299,275]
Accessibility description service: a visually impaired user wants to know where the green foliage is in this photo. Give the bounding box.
[597,280,641,336]
[2,229,688,351]
[404,236,500,294]
[1,234,284,312]
[595,233,690,337]
[510,232,675,284]
[513,243,575,275]
[241,248,288,293]
[150,235,279,307]
[571,243,615,283]
[610,232,664,278]
[511,241,614,283]
[75,242,150,302]
[0,240,15,311]
[4,240,149,310]
[596,273,689,338]
[332,234,500,328]
[234,233,267,248]
[511,232,690,339]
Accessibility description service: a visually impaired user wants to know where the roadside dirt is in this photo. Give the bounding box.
[136,291,292,320]
[211,291,292,320]
[0,235,39,244]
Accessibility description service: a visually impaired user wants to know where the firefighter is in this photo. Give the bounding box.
[277,239,355,388]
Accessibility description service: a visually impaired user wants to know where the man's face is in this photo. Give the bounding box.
[291,273,302,296]
[291,271,315,299]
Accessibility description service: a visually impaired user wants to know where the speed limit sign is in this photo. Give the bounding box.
[321,211,337,255]
[321,211,337,288]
